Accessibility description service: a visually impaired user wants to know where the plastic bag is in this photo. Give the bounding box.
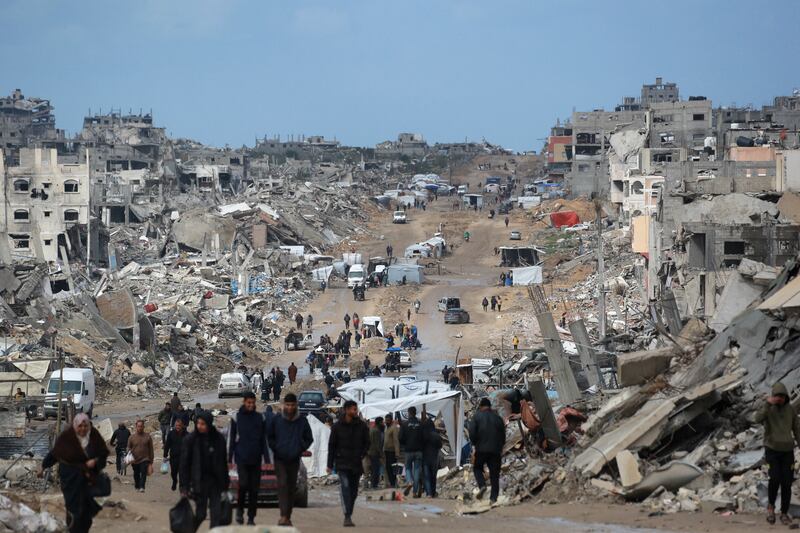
[219,492,232,526]
[124,451,134,465]
[160,462,170,475]
[169,497,194,533]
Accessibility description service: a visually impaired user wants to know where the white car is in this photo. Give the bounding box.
[509,230,522,241]
[563,222,591,233]
[393,211,407,224]
[218,372,252,398]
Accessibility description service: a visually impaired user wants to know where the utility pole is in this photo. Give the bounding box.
[55,333,64,434]
[594,198,606,339]
[85,148,91,277]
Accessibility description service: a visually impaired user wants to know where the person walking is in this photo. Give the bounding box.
[163,418,187,491]
[268,393,313,527]
[190,403,203,428]
[39,414,109,533]
[288,362,298,385]
[407,308,411,321]
[127,420,154,493]
[180,411,229,531]
[755,382,800,525]
[328,400,370,527]
[512,335,519,351]
[294,313,304,330]
[344,313,351,330]
[158,402,172,443]
[482,297,489,312]
[504,216,509,227]
[383,413,401,488]
[353,313,360,331]
[110,421,131,476]
[422,413,442,498]
[170,391,182,413]
[306,314,313,331]
[171,404,190,429]
[490,295,497,311]
[400,406,425,498]
[499,272,506,286]
[273,368,285,402]
[497,298,502,312]
[468,398,505,503]
[386,244,393,259]
[368,416,385,489]
[229,392,268,525]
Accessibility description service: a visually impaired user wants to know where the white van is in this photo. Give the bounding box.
[347,264,366,288]
[392,211,407,224]
[44,368,95,418]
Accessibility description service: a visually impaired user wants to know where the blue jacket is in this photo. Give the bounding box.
[267,412,313,463]
[228,406,268,466]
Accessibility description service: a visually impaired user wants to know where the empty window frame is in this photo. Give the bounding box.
[13,209,29,221]
[64,180,79,193]
[723,241,746,255]
[692,113,705,121]
[13,179,29,192]
[63,209,80,222]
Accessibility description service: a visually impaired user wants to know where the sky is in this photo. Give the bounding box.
[2,0,799,152]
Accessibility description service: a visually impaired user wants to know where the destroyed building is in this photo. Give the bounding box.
[375,132,429,158]
[0,89,66,165]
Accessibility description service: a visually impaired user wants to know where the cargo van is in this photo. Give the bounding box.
[44,368,95,418]
[347,264,366,288]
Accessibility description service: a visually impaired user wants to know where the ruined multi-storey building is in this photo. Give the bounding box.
[376,133,428,158]
[0,148,90,262]
[0,89,67,165]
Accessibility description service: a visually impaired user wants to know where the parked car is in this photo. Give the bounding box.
[228,455,310,508]
[218,372,252,398]
[44,368,95,418]
[298,391,326,419]
[444,308,470,324]
[509,230,521,241]
[437,297,461,312]
[392,211,407,224]
[285,332,312,351]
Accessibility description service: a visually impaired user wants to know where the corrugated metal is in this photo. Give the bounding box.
[0,428,51,459]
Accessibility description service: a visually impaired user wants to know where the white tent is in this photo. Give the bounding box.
[311,265,334,282]
[303,414,331,478]
[338,378,448,404]
[359,390,464,464]
[511,265,543,285]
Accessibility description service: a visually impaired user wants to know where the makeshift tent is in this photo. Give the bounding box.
[0,360,51,397]
[404,244,432,258]
[362,316,384,336]
[386,264,424,285]
[517,196,542,209]
[311,265,333,282]
[500,246,543,267]
[511,265,543,285]
[303,414,331,478]
[550,211,580,228]
[359,390,465,464]
[339,378,448,403]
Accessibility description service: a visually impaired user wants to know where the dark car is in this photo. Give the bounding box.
[444,308,470,324]
[228,459,309,508]
[298,391,326,420]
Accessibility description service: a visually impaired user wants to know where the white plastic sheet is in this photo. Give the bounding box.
[338,378,448,404]
[358,390,464,464]
[302,414,331,478]
[311,265,333,282]
[511,265,543,285]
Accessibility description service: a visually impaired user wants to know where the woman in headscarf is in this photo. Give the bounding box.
[39,413,109,533]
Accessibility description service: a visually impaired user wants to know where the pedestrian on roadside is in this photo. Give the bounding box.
[163,418,187,491]
[387,244,393,259]
[110,421,131,476]
[422,412,442,497]
[407,308,411,321]
[180,411,229,531]
[273,368,285,402]
[268,393,313,527]
[229,392,268,525]
[400,406,424,498]
[171,404,190,428]
[353,313,360,331]
[354,330,362,348]
[170,391,182,413]
[127,419,154,493]
[497,298,502,312]
[39,413,108,533]
[383,413,400,488]
[490,295,497,311]
[468,398,505,504]
[499,272,506,286]
[288,362,298,385]
[512,335,519,351]
[306,314,313,331]
[482,297,489,312]
[344,313,351,330]
[368,416,385,489]
[328,400,370,527]
[158,402,172,443]
[504,216,509,227]
[294,313,304,330]
[755,382,800,525]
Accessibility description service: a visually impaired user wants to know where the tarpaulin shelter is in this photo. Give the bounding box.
[511,265,543,285]
[358,390,465,464]
[302,414,331,478]
[339,378,449,403]
[311,265,333,282]
[550,211,580,228]
[386,264,424,284]
[499,246,543,267]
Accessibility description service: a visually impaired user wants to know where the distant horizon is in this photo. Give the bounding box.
[2,0,799,152]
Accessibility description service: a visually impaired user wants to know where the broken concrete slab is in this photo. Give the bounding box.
[709,271,762,333]
[625,461,704,501]
[171,209,236,252]
[616,450,642,488]
[617,347,675,387]
[96,289,137,330]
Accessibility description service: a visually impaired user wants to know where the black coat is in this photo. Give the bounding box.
[110,427,130,451]
[399,415,424,452]
[42,427,109,530]
[327,417,369,473]
[422,419,442,465]
[179,429,229,493]
[228,407,268,466]
[468,409,506,454]
[163,428,186,460]
[268,413,313,463]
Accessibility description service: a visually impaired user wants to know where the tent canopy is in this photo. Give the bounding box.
[338,378,448,404]
[359,390,464,464]
[511,265,543,285]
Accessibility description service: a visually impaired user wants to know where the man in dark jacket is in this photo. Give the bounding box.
[755,382,800,525]
[267,393,313,527]
[170,392,182,413]
[421,413,442,497]
[171,404,190,428]
[229,392,268,525]
[272,368,285,402]
[180,411,229,531]
[400,406,425,497]
[367,416,384,488]
[468,398,505,503]
[328,400,369,527]
[163,418,186,491]
[110,421,131,476]
[158,402,172,442]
